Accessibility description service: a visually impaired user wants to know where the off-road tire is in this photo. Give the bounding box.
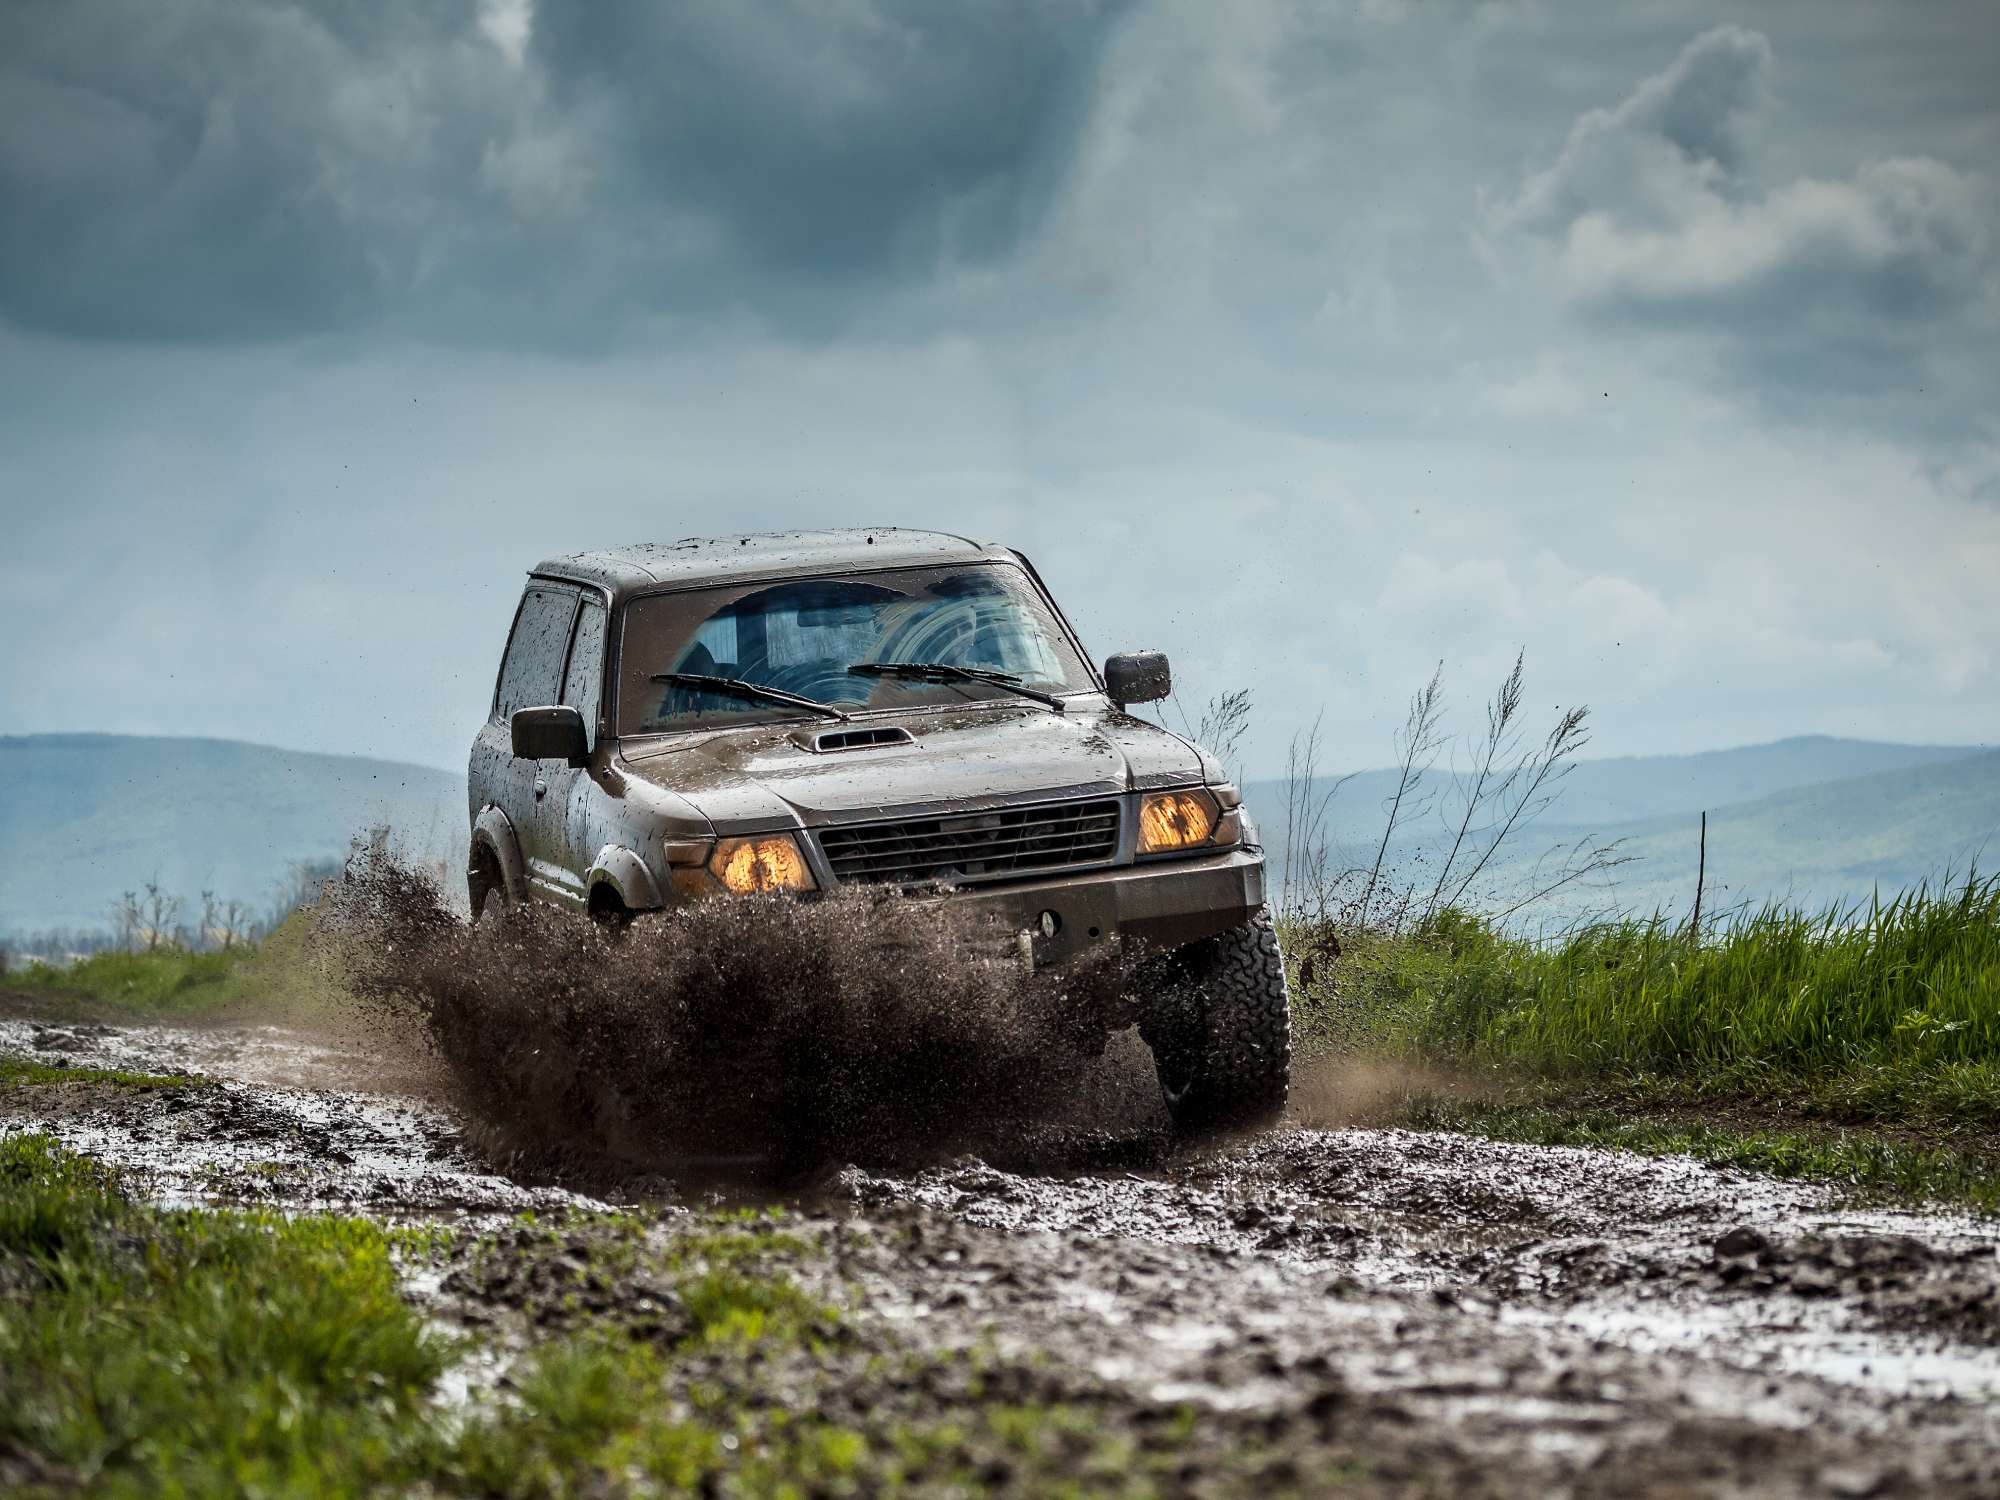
[1143,908,1292,1134]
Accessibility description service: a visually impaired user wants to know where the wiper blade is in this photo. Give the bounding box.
[649,672,850,722]
[848,661,1066,713]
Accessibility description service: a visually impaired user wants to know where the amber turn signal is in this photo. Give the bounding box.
[1136,789,1223,854]
[709,834,816,893]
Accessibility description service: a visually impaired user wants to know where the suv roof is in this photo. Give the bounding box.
[532,528,1009,600]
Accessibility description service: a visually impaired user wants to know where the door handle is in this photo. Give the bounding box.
[533,778,549,800]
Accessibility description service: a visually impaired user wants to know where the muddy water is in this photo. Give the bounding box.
[0,1018,597,1219]
[6,1015,1999,1495]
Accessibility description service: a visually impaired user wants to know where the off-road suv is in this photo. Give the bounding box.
[467,529,1289,1131]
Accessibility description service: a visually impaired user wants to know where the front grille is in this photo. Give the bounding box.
[818,798,1121,886]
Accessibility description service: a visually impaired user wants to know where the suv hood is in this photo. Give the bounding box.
[617,703,1205,830]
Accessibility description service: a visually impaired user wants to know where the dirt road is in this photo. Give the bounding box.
[6,1014,1998,1496]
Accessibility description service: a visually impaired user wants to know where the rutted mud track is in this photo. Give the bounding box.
[6,1015,2000,1496]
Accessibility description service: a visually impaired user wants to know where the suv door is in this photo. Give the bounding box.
[483,581,579,904]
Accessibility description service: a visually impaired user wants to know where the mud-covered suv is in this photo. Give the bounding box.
[468,529,1289,1130]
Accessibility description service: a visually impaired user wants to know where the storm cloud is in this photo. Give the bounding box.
[532,1,1119,273]
[0,0,1124,343]
[1492,24,1999,406]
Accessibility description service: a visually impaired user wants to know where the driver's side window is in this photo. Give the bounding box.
[496,585,578,721]
[561,599,607,753]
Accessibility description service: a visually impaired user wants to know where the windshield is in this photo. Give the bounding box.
[615,563,1096,734]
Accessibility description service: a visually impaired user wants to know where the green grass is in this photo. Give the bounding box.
[1,915,348,1023]
[3,946,252,1013]
[1286,873,2000,1209]
[0,1055,204,1091]
[1292,874,2000,1114]
[0,1133,451,1497]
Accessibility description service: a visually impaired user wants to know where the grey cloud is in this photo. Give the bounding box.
[1564,156,1994,327]
[1493,25,1998,423]
[0,0,1123,344]
[0,0,524,341]
[1500,24,1773,236]
[532,0,1121,275]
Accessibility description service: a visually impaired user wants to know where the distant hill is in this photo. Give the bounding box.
[0,735,465,937]
[1241,735,1983,849]
[1242,738,2000,927]
[1512,749,2000,924]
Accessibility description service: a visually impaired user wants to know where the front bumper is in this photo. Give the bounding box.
[942,846,1265,966]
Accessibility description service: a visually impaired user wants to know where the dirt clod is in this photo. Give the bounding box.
[1716,1224,1770,1257]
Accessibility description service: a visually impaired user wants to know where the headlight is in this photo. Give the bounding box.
[708,834,817,893]
[1137,789,1235,854]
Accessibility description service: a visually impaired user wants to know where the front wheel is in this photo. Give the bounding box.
[1142,909,1292,1134]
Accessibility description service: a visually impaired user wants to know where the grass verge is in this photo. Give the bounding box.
[1286,873,2000,1212]
[0,915,344,1025]
[1403,1092,2000,1215]
[2,946,250,1014]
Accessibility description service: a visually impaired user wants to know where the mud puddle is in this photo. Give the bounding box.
[0,1016,601,1220]
[839,1125,2000,1400]
[7,1014,2000,1495]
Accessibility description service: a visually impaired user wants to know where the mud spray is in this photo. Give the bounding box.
[316,852,1168,1178]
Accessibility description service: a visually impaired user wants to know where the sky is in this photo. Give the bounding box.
[2,0,1997,779]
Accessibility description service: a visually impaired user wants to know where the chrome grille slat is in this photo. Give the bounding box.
[825,818,1118,851]
[831,830,1115,863]
[817,799,1121,886]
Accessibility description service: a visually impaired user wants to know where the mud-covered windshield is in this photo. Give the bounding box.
[616,563,1095,733]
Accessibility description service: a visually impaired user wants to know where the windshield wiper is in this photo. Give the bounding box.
[649,672,850,722]
[848,661,1066,713]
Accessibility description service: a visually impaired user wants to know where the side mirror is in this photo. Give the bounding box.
[1104,651,1170,709]
[511,706,589,767]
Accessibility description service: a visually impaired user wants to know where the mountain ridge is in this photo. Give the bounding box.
[1239,733,1986,844]
[0,733,466,936]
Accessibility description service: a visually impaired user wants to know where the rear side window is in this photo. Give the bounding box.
[561,599,608,751]
[495,586,578,719]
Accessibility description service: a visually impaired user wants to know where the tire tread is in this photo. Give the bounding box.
[1153,908,1292,1132]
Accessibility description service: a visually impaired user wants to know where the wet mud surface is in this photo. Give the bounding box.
[6,1014,2000,1495]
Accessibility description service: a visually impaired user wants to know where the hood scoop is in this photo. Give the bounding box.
[796,725,916,754]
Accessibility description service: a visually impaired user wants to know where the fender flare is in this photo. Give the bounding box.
[471,804,527,903]
[585,844,665,912]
